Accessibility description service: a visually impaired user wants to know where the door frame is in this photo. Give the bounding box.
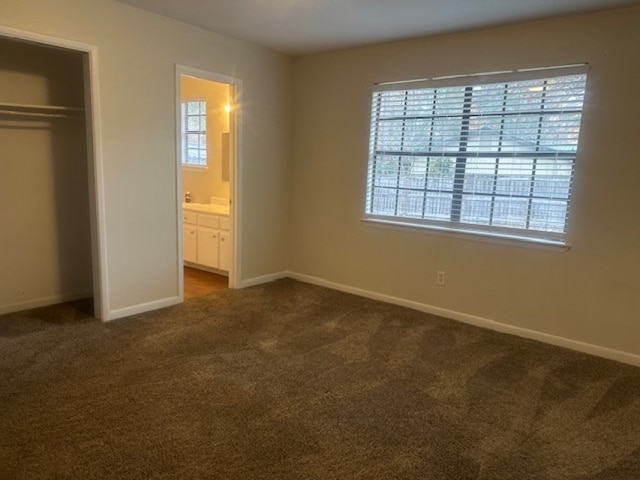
[175,65,242,294]
[0,25,108,320]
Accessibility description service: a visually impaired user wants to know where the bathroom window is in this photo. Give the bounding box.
[182,100,207,166]
[364,64,588,245]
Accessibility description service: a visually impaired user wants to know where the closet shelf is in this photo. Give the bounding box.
[0,101,84,119]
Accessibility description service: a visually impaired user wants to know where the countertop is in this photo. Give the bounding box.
[182,202,230,215]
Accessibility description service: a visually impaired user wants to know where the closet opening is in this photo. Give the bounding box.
[0,31,105,320]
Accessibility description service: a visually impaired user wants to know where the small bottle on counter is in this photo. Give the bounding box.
[185,191,191,203]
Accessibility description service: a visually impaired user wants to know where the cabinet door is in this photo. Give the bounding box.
[183,225,197,263]
[197,227,219,268]
[219,231,231,272]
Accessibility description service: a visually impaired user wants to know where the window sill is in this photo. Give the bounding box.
[182,163,209,171]
[362,217,571,251]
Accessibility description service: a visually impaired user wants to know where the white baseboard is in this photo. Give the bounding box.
[0,292,93,316]
[106,269,288,321]
[239,271,290,289]
[184,261,229,277]
[16,273,637,367]
[288,272,640,368]
[106,296,181,321]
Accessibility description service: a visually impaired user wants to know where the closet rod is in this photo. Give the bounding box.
[0,101,84,113]
[0,109,81,119]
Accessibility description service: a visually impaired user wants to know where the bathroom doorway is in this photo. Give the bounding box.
[176,66,240,300]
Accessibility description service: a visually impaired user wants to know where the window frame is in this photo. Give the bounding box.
[363,64,589,247]
[181,99,208,168]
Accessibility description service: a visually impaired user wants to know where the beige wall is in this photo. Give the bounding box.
[3,0,638,360]
[0,0,292,314]
[0,38,92,311]
[290,7,640,356]
[180,75,230,204]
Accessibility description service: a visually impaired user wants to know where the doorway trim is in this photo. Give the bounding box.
[0,25,108,320]
[175,65,242,294]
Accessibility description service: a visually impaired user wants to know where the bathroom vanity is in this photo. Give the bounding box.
[182,203,230,274]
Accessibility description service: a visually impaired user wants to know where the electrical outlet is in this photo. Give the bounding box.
[436,271,446,286]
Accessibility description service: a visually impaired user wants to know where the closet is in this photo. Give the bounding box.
[0,36,94,315]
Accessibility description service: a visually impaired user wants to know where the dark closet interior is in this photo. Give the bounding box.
[0,37,94,315]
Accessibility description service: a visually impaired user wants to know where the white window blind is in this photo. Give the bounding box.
[365,65,588,244]
[182,100,207,166]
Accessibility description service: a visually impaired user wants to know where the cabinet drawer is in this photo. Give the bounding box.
[219,216,230,231]
[182,211,197,224]
[198,213,220,228]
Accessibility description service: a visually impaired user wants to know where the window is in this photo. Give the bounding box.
[182,100,207,166]
[365,65,588,244]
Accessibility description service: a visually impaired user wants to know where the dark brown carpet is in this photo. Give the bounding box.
[1,279,639,479]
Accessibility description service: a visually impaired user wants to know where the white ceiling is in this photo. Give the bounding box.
[118,0,639,55]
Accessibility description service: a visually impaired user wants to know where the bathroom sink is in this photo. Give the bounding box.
[182,202,230,215]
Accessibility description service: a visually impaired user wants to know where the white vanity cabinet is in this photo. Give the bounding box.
[219,230,231,272]
[197,227,220,268]
[182,211,198,263]
[182,208,230,273]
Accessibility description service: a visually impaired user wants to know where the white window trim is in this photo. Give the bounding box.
[364,64,589,246]
[362,216,571,250]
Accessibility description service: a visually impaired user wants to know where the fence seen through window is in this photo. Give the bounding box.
[182,100,207,166]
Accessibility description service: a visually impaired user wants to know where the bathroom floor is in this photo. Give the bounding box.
[184,267,228,300]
